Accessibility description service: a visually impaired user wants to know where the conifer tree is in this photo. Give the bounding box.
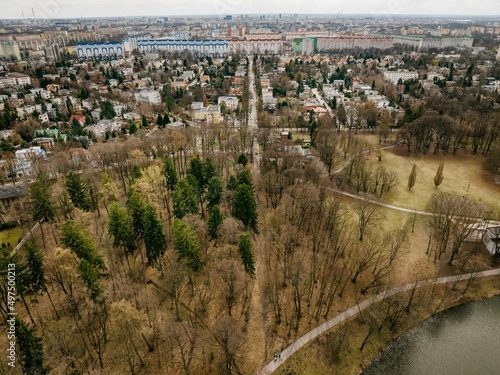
[156,113,164,127]
[232,184,258,232]
[206,176,223,210]
[126,190,147,238]
[164,155,178,191]
[208,205,224,240]
[172,218,202,271]
[108,203,137,255]
[143,204,167,265]
[66,173,91,211]
[238,233,255,277]
[172,178,199,218]
[29,171,56,224]
[16,320,46,375]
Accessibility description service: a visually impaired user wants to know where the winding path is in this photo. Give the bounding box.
[259,267,500,374]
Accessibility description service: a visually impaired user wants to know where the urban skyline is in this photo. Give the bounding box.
[2,0,500,19]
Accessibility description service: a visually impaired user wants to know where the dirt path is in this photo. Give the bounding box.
[259,267,500,374]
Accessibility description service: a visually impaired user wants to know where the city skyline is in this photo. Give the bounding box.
[2,0,500,20]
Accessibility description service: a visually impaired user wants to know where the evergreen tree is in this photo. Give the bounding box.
[232,184,258,232]
[187,155,206,193]
[208,205,224,240]
[130,164,142,180]
[227,175,238,191]
[108,203,137,255]
[238,233,255,277]
[172,219,202,271]
[129,122,137,134]
[164,155,178,191]
[100,100,116,119]
[143,204,167,264]
[236,168,253,187]
[164,113,171,124]
[66,173,91,211]
[141,115,148,128]
[237,153,248,166]
[16,320,46,375]
[172,178,199,218]
[29,171,56,223]
[126,190,147,239]
[156,113,164,127]
[61,220,105,270]
[78,259,103,299]
[19,242,46,298]
[206,176,223,210]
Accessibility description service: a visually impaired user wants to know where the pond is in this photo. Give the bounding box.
[363,295,500,375]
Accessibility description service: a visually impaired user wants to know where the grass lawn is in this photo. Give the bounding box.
[0,227,23,247]
[364,148,500,216]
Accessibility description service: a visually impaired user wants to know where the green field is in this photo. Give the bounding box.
[0,227,23,247]
[366,148,500,216]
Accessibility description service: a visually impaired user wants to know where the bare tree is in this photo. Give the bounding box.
[433,162,444,189]
[407,164,417,191]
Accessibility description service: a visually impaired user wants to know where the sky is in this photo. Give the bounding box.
[2,0,500,19]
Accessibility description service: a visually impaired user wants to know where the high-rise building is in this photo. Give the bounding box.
[45,44,61,63]
[0,41,21,61]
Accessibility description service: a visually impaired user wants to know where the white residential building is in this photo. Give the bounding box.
[135,90,161,105]
[383,70,419,84]
[217,96,239,111]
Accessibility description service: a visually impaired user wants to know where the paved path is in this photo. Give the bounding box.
[248,57,260,175]
[10,222,40,256]
[259,267,500,374]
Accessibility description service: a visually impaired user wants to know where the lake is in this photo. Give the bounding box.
[363,295,500,375]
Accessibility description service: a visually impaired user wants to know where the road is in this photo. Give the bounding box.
[259,266,500,374]
[248,57,260,175]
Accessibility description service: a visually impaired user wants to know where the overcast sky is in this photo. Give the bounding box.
[3,0,500,19]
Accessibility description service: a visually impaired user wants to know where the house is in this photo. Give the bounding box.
[32,137,55,149]
[483,226,500,255]
[70,114,86,125]
[217,96,239,111]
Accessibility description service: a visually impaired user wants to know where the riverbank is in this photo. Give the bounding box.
[273,274,500,375]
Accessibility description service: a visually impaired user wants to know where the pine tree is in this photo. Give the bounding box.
[237,153,248,166]
[108,203,137,255]
[66,173,91,211]
[206,176,223,210]
[227,175,238,191]
[29,171,56,223]
[16,320,46,375]
[407,164,417,191]
[164,155,178,191]
[78,258,103,299]
[126,190,147,238]
[61,220,105,270]
[129,122,137,134]
[208,205,224,240]
[188,155,206,193]
[434,162,444,189]
[172,178,199,218]
[172,219,202,271]
[130,164,142,180]
[143,204,167,265]
[141,115,148,128]
[156,113,164,127]
[164,113,171,124]
[238,233,255,277]
[236,168,254,187]
[19,242,46,298]
[232,184,258,232]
